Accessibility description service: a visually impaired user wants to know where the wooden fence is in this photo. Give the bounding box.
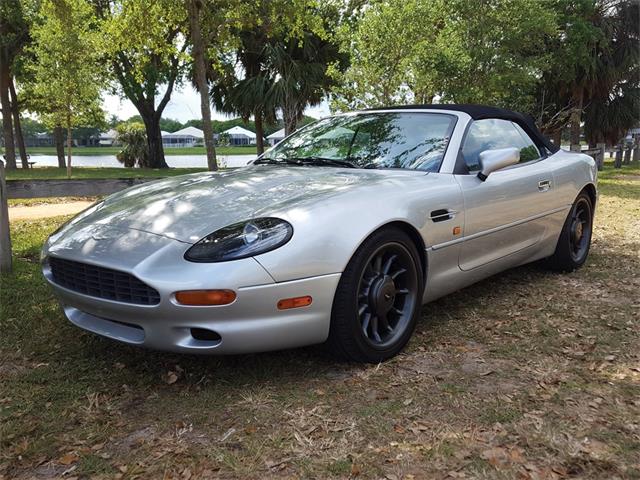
[0,166,156,273]
[6,177,153,199]
[573,139,640,171]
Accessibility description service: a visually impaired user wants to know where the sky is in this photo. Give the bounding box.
[102,84,331,123]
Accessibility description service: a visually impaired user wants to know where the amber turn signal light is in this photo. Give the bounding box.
[175,289,236,306]
[277,295,313,310]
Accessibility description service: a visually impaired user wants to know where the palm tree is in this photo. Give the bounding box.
[583,0,640,145]
[187,0,217,170]
[535,0,639,148]
[265,30,348,135]
[115,122,149,167]
[584,85,639,145]
[210,28,276,156]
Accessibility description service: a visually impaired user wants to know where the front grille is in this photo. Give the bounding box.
[48,257,160,305]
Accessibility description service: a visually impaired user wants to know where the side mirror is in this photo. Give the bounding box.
[477,147,520,181]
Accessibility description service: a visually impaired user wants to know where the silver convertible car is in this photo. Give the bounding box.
[42,105,597,363]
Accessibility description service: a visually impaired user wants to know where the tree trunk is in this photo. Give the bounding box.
[54,126,66,168]
[0,52,16,170]
[255,112,265,156]
[633,138,640,163]
[0,158,12,273]
[569,89,583,152]
[596,142,605,171]
[8,79,28,169]
[552,129,562,148]
[66,113,73,179]
[142,114,168,169]
[188,0,217,171]
[283,103,297,136]
[614,146,623,168]
[623,144,631,165]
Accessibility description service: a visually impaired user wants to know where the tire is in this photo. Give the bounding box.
[545,191,594,272]
[326,227,424,363]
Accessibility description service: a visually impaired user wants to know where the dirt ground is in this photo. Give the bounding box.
[8,201,94,221]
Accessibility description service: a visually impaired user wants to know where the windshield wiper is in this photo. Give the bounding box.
[287,157,357,168]
[253,158,289,165]
[254,158,313,166]
[254,156,357,168]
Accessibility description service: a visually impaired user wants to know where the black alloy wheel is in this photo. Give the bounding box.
[357,243,418,348]
[569,196,592,263]
[327,227,423,363]
[545,191,593,272]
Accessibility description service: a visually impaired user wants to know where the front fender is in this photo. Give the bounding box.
[254,173,463,282]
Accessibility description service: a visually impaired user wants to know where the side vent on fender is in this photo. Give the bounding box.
[429,209,457,223]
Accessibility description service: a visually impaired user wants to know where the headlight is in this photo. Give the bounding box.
[184,218,293,262]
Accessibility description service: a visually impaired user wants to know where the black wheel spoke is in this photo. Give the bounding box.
[370,316,382,342]
[379,314,393,333]
[361,313,371,336]
[390,267,406,280]
[568,198,592,262]
[382,255,397,274]
[373,255,383,274]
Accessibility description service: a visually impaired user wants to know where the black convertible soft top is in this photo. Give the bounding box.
[367,104,559,154]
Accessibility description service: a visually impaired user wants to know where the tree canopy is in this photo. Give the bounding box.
[333,0,556,113]
[2,0,638,171]
[25,0,106,176]
[96,0,189,168]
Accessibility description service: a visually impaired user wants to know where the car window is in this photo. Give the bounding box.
[511,122,542,163]
[261,113,456,171]
[461,119,541,172]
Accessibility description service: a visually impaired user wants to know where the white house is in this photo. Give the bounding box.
[267,128,285,146]
[222,126,257,146]
[162,126,204,147]
[99,129,118,146]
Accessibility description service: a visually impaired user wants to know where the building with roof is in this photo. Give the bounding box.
[222,126,257,146]
[267,128,285,146]
[27,132,53,147]
[99,129,118,146]
[162,126,204,147]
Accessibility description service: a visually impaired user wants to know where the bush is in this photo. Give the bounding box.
[115,122,149,167]
[216,132,231,147]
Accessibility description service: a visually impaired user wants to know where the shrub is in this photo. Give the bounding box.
[115,122,149,167]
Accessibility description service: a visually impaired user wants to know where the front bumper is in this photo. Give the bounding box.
[42,226,341,354]
[44,268,341,354]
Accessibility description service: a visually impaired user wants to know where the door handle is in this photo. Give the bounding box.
[538,180,552,192]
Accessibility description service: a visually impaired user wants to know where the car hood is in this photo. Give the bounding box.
[60,166,426,243]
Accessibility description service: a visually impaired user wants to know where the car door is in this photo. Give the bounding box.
[454,119,557,271]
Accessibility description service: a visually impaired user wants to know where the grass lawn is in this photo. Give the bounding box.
[5,166,207,181]
[3,146,257,156]
[1,162,639,479]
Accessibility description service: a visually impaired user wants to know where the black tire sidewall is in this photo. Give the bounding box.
[328,227,424,362]
[549,192,593,271]
[570,195,593,266]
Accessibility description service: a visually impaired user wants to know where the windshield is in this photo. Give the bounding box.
[258,112,456,171]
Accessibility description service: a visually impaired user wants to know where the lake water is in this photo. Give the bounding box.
[28,154,257,169]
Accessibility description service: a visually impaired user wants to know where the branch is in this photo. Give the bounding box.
[113,53,145,107]
[156,44,187,116]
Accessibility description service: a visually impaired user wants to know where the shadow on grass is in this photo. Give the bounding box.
[0,255,573,391]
